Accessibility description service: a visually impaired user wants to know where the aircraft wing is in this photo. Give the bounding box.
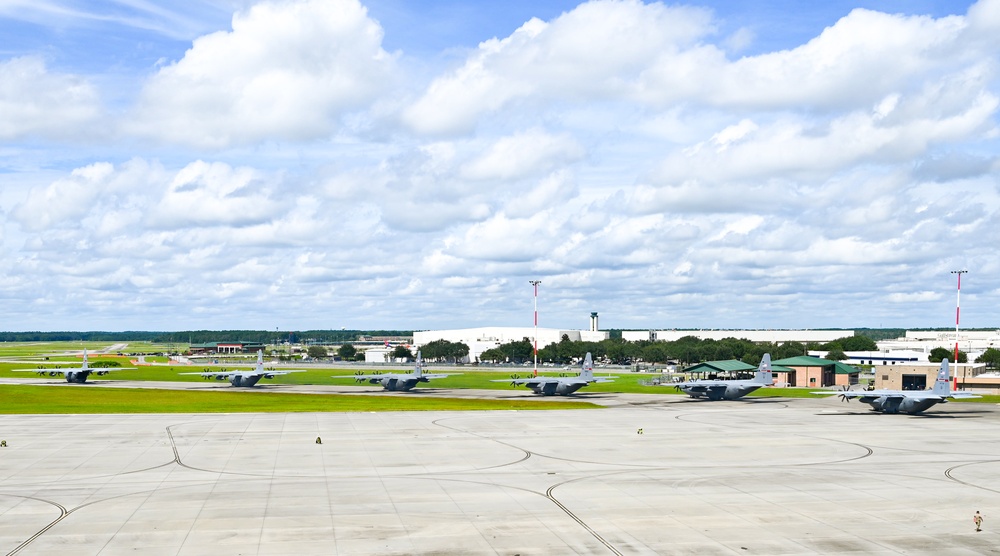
[332,372,405,380]
[494,375,608,386]
[811,390,906,399]
[13,366,136,373]
[811,390,961,402]
[892,391,983,401]
[181,370,304,377]
[493,377,550,387]
[949,391,981,399]
[420,373,457,380]
[521,377,586,387]
[180,371,238,378]
[679,382,727,393]
[250,370,306,377]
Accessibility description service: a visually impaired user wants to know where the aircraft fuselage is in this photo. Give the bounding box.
[230,374,264,387]
[856,395,943,414]
[373,376,425,391]
[66,371,91,383]
[678,381,763,401]
[530,381,586,396]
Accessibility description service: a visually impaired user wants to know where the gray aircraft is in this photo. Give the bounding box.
[12,349,136,383]
[332,351,456,391]
[495,352,615,396]
[813,358,979,414]
[674,353,774,400]
[180,350,305,387]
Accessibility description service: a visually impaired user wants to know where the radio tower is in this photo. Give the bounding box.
[529,280,541,377]
[951,270,967,363]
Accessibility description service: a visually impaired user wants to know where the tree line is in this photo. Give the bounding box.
[0,330,413,344]
[474,334,877,366]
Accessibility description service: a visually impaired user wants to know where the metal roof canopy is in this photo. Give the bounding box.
[773,355,860,375]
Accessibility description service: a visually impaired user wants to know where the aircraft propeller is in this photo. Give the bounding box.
[837,384,852,403]
[509,374,521,386]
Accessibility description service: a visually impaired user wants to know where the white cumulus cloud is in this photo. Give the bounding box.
[0,57,102,141]
[128,0,395,148]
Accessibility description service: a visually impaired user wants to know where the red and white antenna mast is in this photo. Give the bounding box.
[529,280,541,377]
[951,270,967,363]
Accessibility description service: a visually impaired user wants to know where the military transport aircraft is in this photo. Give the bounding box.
[812,358,979,414]
[674,353,774,400]
[12,349,135,383]
[331,351,456,391]
[495,352,615,396]
[180,350,305,387]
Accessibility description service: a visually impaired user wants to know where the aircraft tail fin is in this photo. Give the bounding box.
[256,350,264,372]
[82,349,89,370]
[413,351,423,377]
[579,352,594,380]
[755,353,773,385]
[932,358,951,395]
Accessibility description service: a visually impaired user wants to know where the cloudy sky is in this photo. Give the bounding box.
[2,0,998,332]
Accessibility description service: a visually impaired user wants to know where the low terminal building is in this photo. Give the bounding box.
[414,326,609,363]
[875,330,1000,363]
[188,342,266,355]
[623,329,852,344]
[811,350,924,366]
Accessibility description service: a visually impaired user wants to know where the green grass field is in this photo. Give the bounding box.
[0,341,181,357]
[0,385,598,414]
[3,344,998,410]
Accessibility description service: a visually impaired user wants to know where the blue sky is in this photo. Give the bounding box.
[1,0,998,332]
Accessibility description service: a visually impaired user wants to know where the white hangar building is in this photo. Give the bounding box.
[623,329,852,343]
[414,326,608,364]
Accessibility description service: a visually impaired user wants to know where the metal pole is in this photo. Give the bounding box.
[951,270,967,364]
[529,280,541,376]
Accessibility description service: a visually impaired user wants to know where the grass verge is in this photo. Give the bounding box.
[0,385,598,414]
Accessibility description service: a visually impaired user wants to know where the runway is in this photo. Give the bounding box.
[1,391,999,555]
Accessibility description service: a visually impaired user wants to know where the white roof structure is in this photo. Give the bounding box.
[874,330,1000,363]
[363,347,392,363]
[623,329,852,343]
[413,327,608,363]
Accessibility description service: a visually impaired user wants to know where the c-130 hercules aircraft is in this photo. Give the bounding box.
[495,352,616,396]
[813,358,979,414]
[331,351,457,391]
[12,349,135,383]
[179,350,306,387]
[674,353,774,400]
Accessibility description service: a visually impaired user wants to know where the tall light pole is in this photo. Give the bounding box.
[529,280,541,377]
[951,270,968,364]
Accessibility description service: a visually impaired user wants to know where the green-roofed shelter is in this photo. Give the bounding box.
[683,360,757,380]
[188,342,267,355]
[771,356,860,387]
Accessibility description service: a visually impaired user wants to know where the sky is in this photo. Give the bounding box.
[1,0,999,332]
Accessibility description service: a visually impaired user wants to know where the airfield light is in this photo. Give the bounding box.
[529,280,541,377]
[951,270,968,365]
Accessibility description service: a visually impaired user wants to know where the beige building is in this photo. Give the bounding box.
[871,362,1000,393]
[771,356,859,388]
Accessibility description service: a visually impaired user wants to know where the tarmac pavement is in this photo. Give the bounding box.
[1,386,999,555]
